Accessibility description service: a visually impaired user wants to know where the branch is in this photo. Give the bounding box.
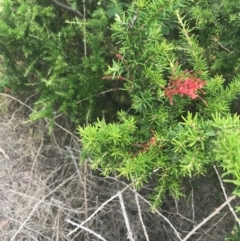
[66,219,107,241]
[84,160,89,240]
[182,195,236,241]
[213,165,240,227]
[51,0,84,19]
[0,93,79,140]
[76,88,125,104]
[83,0,87,56]
[11,174,75,241]
[118,191,135,241]
[67,183,132,236]
[105,175,182,241]
[134,187,149,241]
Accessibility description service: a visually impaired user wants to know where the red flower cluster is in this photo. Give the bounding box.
[165,71,207,105]
[115,53,123,59]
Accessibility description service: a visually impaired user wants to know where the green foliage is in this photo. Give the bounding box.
[225,226,240,241]
[69,0,77,10]
[1,0,240,226]
[0,0,120,124]
[79,0,240,213]
[189,0,240,81]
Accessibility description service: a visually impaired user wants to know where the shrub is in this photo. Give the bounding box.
[79,0,240,212]
[189,0,240,81]
[0,0,124,124]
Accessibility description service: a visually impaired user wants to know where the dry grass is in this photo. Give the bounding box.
[0,94,239,241]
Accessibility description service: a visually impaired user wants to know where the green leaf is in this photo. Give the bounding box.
[106,7,118,18]
[92,8,105,18]
[71,1,77,10]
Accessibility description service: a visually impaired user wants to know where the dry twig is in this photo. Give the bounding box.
[11,174,75,241]
[213,165,240,227]
[182,195,236,241]
[66,219,107,241]
[134,187,149,241]
[118,191,135,241]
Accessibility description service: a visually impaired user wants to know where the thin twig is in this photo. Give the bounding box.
[0,147,9,160]
[83,0,87,57]
[27,138,44,194]
[118,191,135,241]
[195,212,229,241]
[66,219,107,241]
[191,186,195,222]
[217,42,232,52]
[9,189,86,214]
[10,174,75,241]
[141,198,182,240]
[66,146,83,183]
[134,187,149,241]
[162,210,195,224]
[67,183,132,236]
[7,216,52,241]
[76,88,125,104]
[213,165,240,227]
[51,0,84,19]
[105,175,182,241]
[84,159,89,240]
[182,195,236,241]
[0,93,79,140]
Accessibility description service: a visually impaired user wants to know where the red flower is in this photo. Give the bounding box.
[116,53,123,59]
[165,69,207,105]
